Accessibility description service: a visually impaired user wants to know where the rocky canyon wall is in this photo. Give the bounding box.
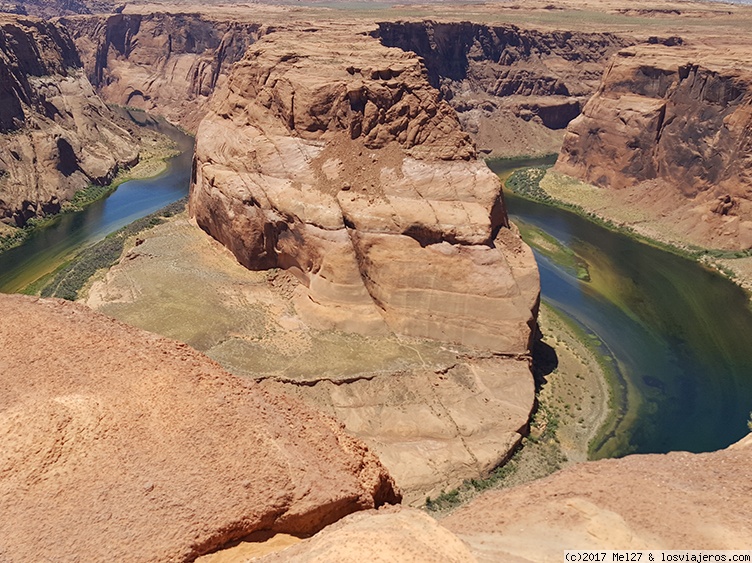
[556,45,752,248]
[189,28,540,354]
[0,15,138,227]
[61,12,265,131]
[373,21,630,156]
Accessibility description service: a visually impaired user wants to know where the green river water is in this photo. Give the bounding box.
[489,159,752,458]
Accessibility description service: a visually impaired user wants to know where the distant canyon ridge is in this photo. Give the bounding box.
[3,3,752,250]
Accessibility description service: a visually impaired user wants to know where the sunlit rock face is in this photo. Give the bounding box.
[0,294,399,562]
[0,15,138,226]
[190,28,540,355]
[557,45,752,249]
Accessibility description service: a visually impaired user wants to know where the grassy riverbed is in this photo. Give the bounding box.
[27,199,187,299]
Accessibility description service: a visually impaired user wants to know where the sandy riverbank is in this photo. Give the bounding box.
[535,304,611,464]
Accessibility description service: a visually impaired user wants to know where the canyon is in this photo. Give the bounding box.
[60,12,264,131]
[556,43,752,250]
[80,25,544,502]
[2,0,752,560]
[373,20,629,157]
[0,15,139,227]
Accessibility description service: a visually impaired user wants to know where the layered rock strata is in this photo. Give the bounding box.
[85,214,535,504]
[556,45,752,249]
[189,29,539,355]
[0,294,399,562]
[61,13,265,131]
[373,21,630,156]
[0,15,138,226]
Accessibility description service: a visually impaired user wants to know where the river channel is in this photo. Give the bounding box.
[0,117,192,294]
[489,158,752,459]
[2,140,751,460]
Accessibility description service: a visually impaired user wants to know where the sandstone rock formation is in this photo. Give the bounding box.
[443,436,752,561]
[556,45,752,249]
[62,12,264,131]
[373,21,629,157]
[190,28,539,354]
[85,213,535,504]
[0,293,399,562]
[0,15,138,226]
[254,506,476,563]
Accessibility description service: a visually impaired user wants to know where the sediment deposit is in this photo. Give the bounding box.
[0,15,138,226]
[0,294,398,562]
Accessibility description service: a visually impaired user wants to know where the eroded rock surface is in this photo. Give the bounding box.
[374,21,629,157]
[443,437,752,561]
[255,506,476,563]
[0,293,399,562]
[556,45,752,249]
[0,15,138,226]
[62,12,265,131]
[190,28,539,354]
[86,214,535,504]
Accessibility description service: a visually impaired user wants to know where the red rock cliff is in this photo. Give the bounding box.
[0,15,138,226]
[190,28,540,354]
[556,45,752,248]
[373,21,630,156]
[61,12,265,131]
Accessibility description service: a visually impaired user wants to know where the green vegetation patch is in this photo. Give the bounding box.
[0,183,123,255]
[36,198,186,300]
[505,166,752,276]
[505,166,551,200]
[515,218,590,281]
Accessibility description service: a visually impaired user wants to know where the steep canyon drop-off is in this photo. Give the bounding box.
[0,16,138,227]
[557,44,752,249]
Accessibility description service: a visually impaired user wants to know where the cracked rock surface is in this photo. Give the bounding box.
[189,28,539,355]
[86,215,535,504]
